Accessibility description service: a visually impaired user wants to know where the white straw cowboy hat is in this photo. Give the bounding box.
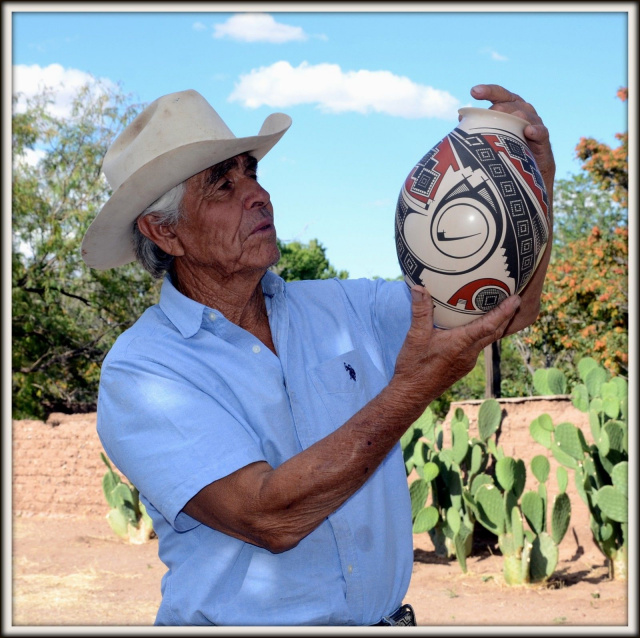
[81,89,292,270]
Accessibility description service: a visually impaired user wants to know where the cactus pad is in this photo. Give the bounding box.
[521,491,544,535]
[413,505,439,534]
[551,492,571,545]
[595,485,627,523]
[530,532,559,583]
[478,399,502,442]
[475,484,505,535]
[531,455,550,483]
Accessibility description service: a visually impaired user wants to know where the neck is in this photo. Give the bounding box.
[172,263,276,353]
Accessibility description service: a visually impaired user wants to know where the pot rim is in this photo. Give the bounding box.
[458,106,530,129]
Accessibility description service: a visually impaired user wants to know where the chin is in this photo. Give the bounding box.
[266,244,281,269]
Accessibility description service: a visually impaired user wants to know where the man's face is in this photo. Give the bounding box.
[173,153,280,277]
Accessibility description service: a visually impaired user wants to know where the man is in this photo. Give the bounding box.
[82,85,554,626]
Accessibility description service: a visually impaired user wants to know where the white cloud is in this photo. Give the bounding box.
[229,61,460,119]
[480,47,508,62]
[192,21,207,31]
[491,50,508,62]
[12,63,117,118]
[213,13,308,43]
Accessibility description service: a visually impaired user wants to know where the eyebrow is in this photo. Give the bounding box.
[205,153,258,186]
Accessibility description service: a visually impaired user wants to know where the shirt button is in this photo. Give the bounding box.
[252,345,261,354]
[208,312,216,321]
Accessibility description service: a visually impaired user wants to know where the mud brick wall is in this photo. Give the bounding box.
[12,413,120,518]
[12,397,594,552]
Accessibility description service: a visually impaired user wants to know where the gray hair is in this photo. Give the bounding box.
[133,181,186,278]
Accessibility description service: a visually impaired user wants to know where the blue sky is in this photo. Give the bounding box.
[8,3,632,280]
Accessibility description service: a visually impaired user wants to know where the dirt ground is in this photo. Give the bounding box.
[9,400,633,630]
[11,515,629,629]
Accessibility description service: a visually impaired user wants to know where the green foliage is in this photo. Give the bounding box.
[404,398,571,586]
[404,406,488,573]
[468,447,570,586]
[552,173,627,248]
[529,357,628,579]
[12,82,350,421]
[429,337,537,422]
[271,238,348,281]
[12,81,161,419]
[532,367,568,396]
[100,453,154,544]
[477,399,502,442]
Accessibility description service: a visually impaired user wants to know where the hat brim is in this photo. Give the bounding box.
[81,113,291,270]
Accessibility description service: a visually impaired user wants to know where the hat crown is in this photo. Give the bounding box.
[103,90,236,190]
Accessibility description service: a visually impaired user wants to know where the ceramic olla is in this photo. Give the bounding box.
[395,107,550,329]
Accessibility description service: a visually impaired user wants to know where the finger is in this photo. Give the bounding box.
[470,84,524,105]
[461,295,521,347]
[471,84,541,125]
[523,122,551,146]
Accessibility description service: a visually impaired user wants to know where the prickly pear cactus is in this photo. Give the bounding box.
[404,396,572,586]
[100,453,154,544]
[404,405,492,572]
[465,447,570,586]
[533,367,568,396]
[529,358,628,580]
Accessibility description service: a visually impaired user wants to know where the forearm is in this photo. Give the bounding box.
[186,379,427,553]
[256,381,427,548]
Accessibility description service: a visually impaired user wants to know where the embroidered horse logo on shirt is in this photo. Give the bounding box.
[344,362,357,382]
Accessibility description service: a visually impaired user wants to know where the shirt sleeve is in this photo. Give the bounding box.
[97,350,267,532]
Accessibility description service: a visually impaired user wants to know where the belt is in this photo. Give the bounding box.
[372,604,417,626]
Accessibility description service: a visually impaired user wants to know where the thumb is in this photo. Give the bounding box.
[408,285,434,340]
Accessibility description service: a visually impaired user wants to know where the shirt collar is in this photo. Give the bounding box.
[158,270,286,339]
[261,269,285,298]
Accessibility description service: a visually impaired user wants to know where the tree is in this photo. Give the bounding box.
[575,87,628,208]
[12,81,160,419]
[271,238,348,281]
[12,82,351,420]
[552,173,626,248]
[521,225,628,379]
[512,88,628,382]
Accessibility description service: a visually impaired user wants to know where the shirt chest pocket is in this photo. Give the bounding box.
[309,348,387,432]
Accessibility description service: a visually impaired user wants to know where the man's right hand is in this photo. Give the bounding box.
[385,285,521,423]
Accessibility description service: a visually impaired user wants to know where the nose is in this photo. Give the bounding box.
[243,177,271,211]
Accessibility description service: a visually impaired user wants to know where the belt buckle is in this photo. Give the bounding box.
[379,604,416,626]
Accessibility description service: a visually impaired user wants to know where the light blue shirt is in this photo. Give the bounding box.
[97,271,414,626]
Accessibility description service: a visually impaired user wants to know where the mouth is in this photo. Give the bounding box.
[251,219,276,236]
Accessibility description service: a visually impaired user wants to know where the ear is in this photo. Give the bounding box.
[136,214,186,257]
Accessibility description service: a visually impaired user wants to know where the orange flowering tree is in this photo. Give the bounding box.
[575,87,628,208]
[521,226,628,378]
[513,87,628,382]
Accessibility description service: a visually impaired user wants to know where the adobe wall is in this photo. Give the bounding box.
[12,413,118,518]
[12,397,594,555]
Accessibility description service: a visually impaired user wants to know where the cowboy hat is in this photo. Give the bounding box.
[81,89,292,270]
